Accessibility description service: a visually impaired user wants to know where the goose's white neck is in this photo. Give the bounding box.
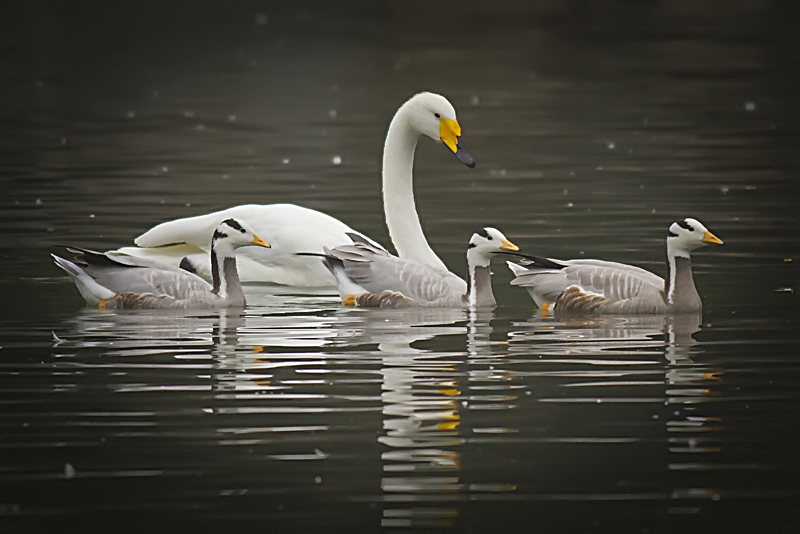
[466,249,495,307]
[210,240,245,306]
[382,107,448,272]
[665,239,693,306]
[665,241,682,304]
[466,248,493,270]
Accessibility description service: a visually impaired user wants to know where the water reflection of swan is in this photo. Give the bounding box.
[376,307,522,528]
[377,317,466,529]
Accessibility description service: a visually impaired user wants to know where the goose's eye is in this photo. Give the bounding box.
[486,235,493,240]
[434,112,440,119]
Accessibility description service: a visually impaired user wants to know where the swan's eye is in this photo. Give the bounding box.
[434,112,440,119]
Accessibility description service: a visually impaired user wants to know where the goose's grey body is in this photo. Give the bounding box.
[317,228,518,308]
[53,219,270,309]
[508,218,723,314]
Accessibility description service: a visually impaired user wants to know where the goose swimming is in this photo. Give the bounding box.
[112,92,475,286]
[507,218,723,314]
[314,227,518,308]
[53,218,270,309]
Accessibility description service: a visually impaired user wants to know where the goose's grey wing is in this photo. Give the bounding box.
[66,247,214,299]
[101,291,224,309]
[330,243,467,305]
[560,260,664,301]
[511,258,664,305]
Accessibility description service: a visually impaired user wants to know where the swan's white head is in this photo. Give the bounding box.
[467,227,519,267]
[667,218,723,257]
[403,92,475,168]
[212,218,271,254]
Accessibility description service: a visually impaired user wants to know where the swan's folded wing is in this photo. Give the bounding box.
[134,210,224,248]
[134,204,387,251]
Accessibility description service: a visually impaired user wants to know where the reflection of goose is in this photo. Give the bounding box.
[317,228,518,308]
[113,92,475,286]
[510,313,701,344]
[508,218,723,313]
[52,219,270,309]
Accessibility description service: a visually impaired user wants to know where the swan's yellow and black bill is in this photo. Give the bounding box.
[439,118,475,168]
[252,235,271,248]
[701,231,723,245]
[500,239,519,252]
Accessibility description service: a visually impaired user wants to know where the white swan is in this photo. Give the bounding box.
[113,92,475,286]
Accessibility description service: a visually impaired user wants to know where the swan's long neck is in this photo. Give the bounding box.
[210,238,246,307]
[664,241,700,311]
[466,250,496,307]
[382,109,448,272]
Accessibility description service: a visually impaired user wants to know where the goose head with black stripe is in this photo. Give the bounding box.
[207,218,271,306]
[664,218,723,311]
[466,227,519,307]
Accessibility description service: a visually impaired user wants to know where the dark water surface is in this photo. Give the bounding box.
[2,1,798,532]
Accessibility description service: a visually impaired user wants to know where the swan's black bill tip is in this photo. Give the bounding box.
[453,139,475,168]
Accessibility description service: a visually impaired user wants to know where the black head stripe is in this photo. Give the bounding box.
[467,242,477,249]
[476,228,490,239]
[667,230,679,238]
[676,219,691,231]
[213,229,228,241]
[223,218,245,233]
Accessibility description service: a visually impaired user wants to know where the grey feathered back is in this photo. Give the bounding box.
[323,241,468,307]
[510,259,672,313]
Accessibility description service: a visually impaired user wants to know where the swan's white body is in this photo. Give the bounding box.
[113,92,474,286]
[120,204,377,286]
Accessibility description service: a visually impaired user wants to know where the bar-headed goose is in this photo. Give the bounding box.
[111,92,475,286]
[507,218,723,314]
[53,218,270,309]
[313,227,518,308]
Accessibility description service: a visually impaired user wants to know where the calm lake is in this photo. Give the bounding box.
[2,1,798,532]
